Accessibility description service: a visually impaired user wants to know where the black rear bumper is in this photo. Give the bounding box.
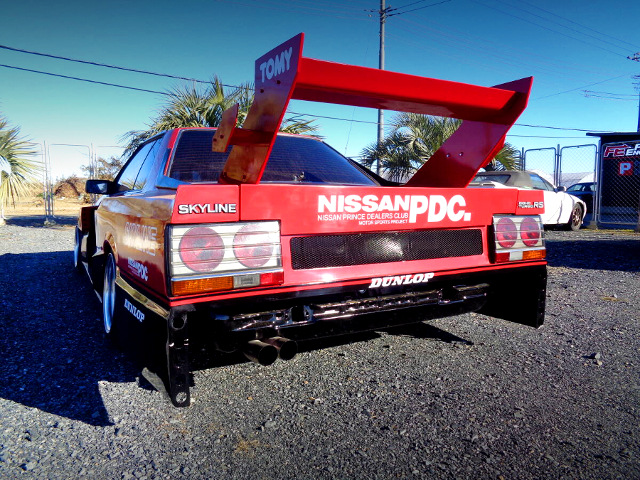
[114,264,546,407]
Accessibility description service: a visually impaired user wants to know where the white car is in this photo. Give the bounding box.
[470,171,587,231]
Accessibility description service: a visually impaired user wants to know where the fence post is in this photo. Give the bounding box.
[636,193,640,233]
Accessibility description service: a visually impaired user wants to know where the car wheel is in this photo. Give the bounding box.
[567,204,583,231]
[103,252,119,344]
[73,227,82,271]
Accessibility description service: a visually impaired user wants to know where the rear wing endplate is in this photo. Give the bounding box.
[215,33,532,187]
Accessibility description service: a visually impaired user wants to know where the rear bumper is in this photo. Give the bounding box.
[113,263,546,407]
[192,263,547,349]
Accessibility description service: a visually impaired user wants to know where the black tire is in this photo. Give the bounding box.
[73,227,82,271]
[102,252,119,345]
[567,204,583,231]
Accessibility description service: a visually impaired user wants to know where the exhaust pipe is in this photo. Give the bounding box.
[243,340,278,366]
[262,336,298,361]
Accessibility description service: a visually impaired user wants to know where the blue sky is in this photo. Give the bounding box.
[1,0,639,179]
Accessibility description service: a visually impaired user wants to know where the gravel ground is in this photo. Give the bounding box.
[0,222,638,479]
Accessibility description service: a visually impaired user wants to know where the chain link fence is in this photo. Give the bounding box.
[597,142,640,227]
[523,143,599,225]
[523,147,557,185]
[558,145,597,187]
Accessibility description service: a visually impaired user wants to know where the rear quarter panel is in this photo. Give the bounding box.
[96,191,174,296]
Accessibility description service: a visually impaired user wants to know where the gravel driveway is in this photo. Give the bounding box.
[0,221,638,479]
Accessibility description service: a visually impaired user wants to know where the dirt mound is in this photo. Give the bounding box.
[54,176,86,198]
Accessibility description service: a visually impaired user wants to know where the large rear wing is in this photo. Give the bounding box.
[214,33,532,187]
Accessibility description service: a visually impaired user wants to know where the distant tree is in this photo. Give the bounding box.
[0,114,42,223]
[121,77,320,156]
[81,156,124,181]
[360,113,519,181]
[485,142,521,171]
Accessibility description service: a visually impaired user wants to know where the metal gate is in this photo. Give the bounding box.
[523,147,557,185]
[524,144,598,223]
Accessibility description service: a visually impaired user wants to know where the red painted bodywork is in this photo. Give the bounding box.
[89,33,543,309]
[79,34,550,408]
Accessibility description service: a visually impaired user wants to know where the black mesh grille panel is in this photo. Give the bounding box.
[291,229,483,270]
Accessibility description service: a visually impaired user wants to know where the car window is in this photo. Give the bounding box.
[116,141,155,191]
[567,184,580,192]
[168,130,377,186]
[472,174,511,185]
[133,139,162,190]
[530,174,553,191]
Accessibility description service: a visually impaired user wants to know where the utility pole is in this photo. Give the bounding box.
[377,0,387,175]
[369,0,452,174]
[634,75,640,132]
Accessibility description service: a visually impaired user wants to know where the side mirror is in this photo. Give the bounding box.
[556,186,566,192]
[86,179,117,195]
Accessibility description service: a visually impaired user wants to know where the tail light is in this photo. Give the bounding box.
[520,217,541,247]
[178,227,225,272]
[169,221,282,296]
[495,217,517,248]
[233,224,275,268]
[492,215,545,263]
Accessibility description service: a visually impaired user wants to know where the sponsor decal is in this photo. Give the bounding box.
[603,143,640,158]
[619,161,634,176]
[369,272,435,289]
[124,299,145,322]
[127,258,148,281]
[177,203,237,215]
[518,201,544,209]
[123,222,157,256]
[259,47,293,83]
[317,194,470,225]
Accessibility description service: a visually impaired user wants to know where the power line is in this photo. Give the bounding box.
[392,20,605,81]
[507,135,592,138]
[212,0,374,21]
[235,0,372,16]
[514,123,610,132]
[289,111,379,125]
[513,0,640,51]
[535,73,635,100]
[470,0,629,59]
[282,0,373,12]
[583,90,637,97]
[583,94,637,101]
[491,0,635,55]
[393,15,622,77]
[388,0,451,17]
[0,44,216,85]
[388,0,434,12]
[0,61,615,134]
[0,64,168,95]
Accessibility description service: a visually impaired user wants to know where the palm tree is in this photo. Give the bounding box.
[0,115,42,224]
[360,113,519,181]
[122,77,320,156]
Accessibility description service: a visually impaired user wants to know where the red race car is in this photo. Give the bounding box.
[76,33,547,407]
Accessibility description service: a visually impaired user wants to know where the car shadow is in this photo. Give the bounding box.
[546,235,640,272]
[0,250,140,427]
[5,215,78,228]
[190,314,469,371]
[0,249,469,425]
